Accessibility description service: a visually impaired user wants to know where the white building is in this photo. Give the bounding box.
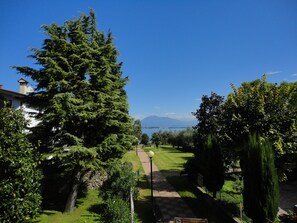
[0,78,39,128]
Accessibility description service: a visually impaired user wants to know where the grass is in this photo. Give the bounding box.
[35,149,153,223]
[34,146,247,223]
[35,189,103,223]
[145,146,246,222]
[122,149,154,223]
[143,145,236,223]
[216,180,252,223]
[143,145,193,173]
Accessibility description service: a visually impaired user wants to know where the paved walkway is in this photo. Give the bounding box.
[279,180,297,214]
[137,148,196,223]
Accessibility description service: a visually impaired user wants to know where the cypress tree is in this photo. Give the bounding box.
[242,133,279,223]
[200,135,225,198]
[13,10,133,212]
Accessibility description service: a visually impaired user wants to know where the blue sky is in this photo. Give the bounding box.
[0,1,297,121]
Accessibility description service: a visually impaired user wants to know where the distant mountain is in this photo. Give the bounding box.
[141,116,196,128]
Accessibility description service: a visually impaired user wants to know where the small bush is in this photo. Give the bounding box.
[101,160,137,201]
[101,160,137,223]
[104,197,131,223]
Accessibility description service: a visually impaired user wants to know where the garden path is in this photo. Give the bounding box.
[137,148,197,223]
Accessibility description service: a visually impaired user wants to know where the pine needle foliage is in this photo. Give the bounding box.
[13,10,133,212]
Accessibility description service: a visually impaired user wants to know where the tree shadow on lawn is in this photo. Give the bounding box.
[134,196,156,223]
[159,169,184,178]
[165,175,229,223]
[82,203,104,222]
[87,203,104,214]
[135,175,160,222]
[137,174,150,189]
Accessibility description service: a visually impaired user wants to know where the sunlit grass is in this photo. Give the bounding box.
[121,149,154,223]
[36,149,153,223]
[35,189,102,223]
[143,145,227,223]
[143,145,193,172]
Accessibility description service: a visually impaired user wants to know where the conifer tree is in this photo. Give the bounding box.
[242,134,279,223]
[13,10,133,212]
[199,135,224,198]
[0,108,41,222]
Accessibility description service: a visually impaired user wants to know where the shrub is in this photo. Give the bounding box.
[104,197,131,223]
[101,160,137,223]
[101,160,137,201]
[0,108,42,222]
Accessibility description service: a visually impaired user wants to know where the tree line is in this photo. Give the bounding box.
[192,76,297,179]
[190,75,296,223]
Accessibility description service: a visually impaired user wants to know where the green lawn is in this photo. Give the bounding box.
[34,146,246,223]
[122,149,154,223]
[143,145,231,223]
[35,189,102,223]
[144,145,193,173]
[35,149,153,223]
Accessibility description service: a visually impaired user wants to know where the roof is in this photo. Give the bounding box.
[0,89,25,99]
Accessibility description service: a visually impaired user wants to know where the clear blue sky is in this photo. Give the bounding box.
[1,0,296,120]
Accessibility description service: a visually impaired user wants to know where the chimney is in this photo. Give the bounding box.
[0,85,3,89]
[18,78,28,94]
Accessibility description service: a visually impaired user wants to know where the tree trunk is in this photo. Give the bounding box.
[64,170,83,213]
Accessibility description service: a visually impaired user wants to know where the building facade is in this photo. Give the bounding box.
[0,79,39,128]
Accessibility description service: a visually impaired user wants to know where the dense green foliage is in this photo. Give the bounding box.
[192,75,297,179]
[140,133,149,145]
[151,132,162,148]
[188,75,295,220]
[101,161,137,201]
[223,76,297,177]
[13,10,133,212]
[104,197,131,223]
[192,92,225,149]
[101,161,137,223]
[172,128,194,151]
[242,134,279,223]
[198,135,224,198]
[149,128,194,151]
[0,108,42,222]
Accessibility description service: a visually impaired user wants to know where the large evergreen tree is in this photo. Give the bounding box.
[13,10,133,212]
[242,134,279,223]
[0,107,41,222]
